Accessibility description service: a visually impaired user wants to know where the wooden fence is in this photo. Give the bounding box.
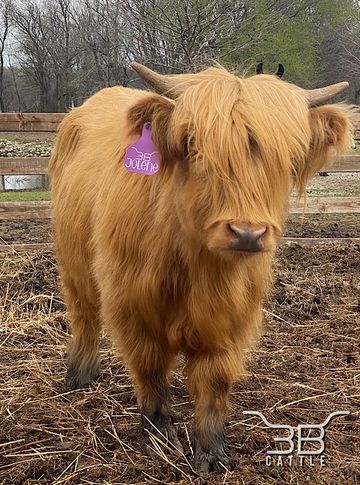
[0,112,359,250]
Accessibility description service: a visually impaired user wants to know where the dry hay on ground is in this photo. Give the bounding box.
[0,245,359,484]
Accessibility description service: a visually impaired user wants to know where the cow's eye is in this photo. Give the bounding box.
[248,129,260,155]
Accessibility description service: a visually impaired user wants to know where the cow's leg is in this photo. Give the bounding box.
[125,334,183,454]
[186,349,236,474]
[98,269,182,452]
[61,273,100,390]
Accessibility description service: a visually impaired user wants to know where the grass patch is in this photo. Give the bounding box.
[0,190,51,202]
[0,132,55,143]
[0,134,19,142]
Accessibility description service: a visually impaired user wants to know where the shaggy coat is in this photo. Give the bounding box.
[49,66,351,473]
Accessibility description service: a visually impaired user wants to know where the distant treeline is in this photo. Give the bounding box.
[1,0,360,112]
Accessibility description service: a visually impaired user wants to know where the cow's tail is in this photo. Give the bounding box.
[48,109,82,181]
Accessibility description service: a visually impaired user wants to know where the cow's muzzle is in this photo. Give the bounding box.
[206,220,273,254]
[228,223,267,252]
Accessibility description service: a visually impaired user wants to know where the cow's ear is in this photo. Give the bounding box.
[309,105,351,151]
[127,94,176,162]
[296,105,351,192]
[128,94,174,136]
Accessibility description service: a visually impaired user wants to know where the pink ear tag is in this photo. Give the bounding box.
[124,122,161,175]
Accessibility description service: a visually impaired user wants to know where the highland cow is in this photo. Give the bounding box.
[49,63,351,473]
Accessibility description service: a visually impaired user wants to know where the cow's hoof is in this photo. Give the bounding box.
[64,365,98,391]
[141,412,184,455]
[194,439,231,475]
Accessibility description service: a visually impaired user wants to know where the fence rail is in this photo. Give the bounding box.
[1,197,359,220]
[0,157,49,175]
[0,201,51,219]
[0,155,359,176]
[1,237,360,253]
[0,113,64,132]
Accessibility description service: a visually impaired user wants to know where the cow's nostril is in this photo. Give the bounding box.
[228,224,267,252]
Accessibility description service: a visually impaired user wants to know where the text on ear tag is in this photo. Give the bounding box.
[124,122,161,175]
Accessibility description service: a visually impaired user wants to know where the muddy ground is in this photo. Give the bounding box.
[0,243,359,485]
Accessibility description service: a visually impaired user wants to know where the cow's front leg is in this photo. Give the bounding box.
[127,336,183,454]
[186,349,237,474]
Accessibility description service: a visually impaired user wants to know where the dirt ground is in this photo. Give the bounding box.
[0,243,359,484]
[1,213,359,245]
[305,172,360,197]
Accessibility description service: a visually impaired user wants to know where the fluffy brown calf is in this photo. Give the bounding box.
[49,63,351,474]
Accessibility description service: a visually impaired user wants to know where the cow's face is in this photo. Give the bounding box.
[130,66,351,256]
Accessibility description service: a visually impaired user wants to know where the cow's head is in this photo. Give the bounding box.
[129,63,351,256]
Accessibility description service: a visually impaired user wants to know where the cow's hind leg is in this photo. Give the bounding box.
[62,273,100,390]
[186,349,237,474]
[125,333,183,454]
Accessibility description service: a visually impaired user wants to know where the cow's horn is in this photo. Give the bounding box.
[130,62,179,98]
[303,81,349,107]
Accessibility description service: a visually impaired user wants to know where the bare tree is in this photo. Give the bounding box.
[12,0,81,111]
[43,0,79,110]
[121,0,248,73]
[7,55,21,111]
[0,0,13,112]
[317,1,360,104]
[74,0,130,90]
[119,0,319,76]
[13,1,54,111]
[4,0,359,112]
[337,22,360,103]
